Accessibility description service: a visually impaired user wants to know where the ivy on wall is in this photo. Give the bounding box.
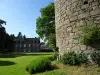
[79,24,100,47]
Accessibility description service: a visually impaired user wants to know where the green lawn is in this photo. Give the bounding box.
[0,52,100,75]
[0,53,55,75]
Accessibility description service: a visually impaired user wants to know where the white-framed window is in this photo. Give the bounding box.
[29,49,31,52]
[29,44,31,47]
[16,45,17,47]
[24,44,26,47]
[20,44,21,47]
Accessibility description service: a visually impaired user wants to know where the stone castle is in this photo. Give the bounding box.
[55,0,100,54]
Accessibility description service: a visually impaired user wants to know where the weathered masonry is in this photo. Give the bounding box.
[55,0,100,54]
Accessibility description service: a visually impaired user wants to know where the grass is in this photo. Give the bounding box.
[0,52,100,75]
[34,70,67,75]
[0,52,54,75]
[52,61,100,75]
[26,57,52,74]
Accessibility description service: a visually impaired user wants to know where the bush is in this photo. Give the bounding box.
[44,71,67,75]
[52,52,59,60]
[61,51,88,65]
[79,24,100,46]
[75,52,88,65]
[26,57,51,74]
[91,52,100,66]
[61,52,76,65]
[40,49,53,52]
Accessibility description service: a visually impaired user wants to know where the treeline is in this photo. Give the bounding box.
[0,19,15,53]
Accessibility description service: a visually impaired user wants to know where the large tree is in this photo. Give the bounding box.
[17,32,23,39]
[0,19,15,53]
[36,3,56,51]
[0,19,6,26]
[0,19,6,53]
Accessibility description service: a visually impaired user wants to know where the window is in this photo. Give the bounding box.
[29,44,31,47]
[22,41,24,44]
[24,44,26,47]
[18,41,20,44]
[35,41,36,43]
[29,49,31,52]
[38,41,40,43]
[24,49,26,52]
[16,45,17,47]
[20,44,21,47]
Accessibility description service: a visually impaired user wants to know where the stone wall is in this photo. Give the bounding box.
[55,0,100,54]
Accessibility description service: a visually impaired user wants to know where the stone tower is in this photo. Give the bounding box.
[55,0,100,54]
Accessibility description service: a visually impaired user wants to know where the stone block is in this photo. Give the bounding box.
[92,1,99,7]
[67,48,71,51]
[90,9,100,16]
[78,12,90,19]
[67,27,72,32]
[72,45,81,51]
[70,16,77,22]
[69,39,73,43]
[87,46,92,50]
[73,40,79,44]
[94,20,100,24]
[69,33,75,37]
[81,45,87,50]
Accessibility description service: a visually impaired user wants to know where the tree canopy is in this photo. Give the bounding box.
[36,3,56,51]
[0,19,15,53]
[0,19,6,26]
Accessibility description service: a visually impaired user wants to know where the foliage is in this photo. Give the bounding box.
[40,49,53,52]
[17,32,26,40]
[61,52,88,65]
[23,35,26,39]
[0,53,100,75]
[3,34,15,53]
[36,3,56,51]
[17,32,22,39]
[52,52,59,60]
[0,19,15,53]
[0,19,6,25]
[79,24,100,46]
[91,52,100,66]
[75,52,88,65]
[26,57,51,74]
[39,71,67,75]
[61,52,76,65]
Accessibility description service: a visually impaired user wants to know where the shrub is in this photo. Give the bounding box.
[75,52,88,65]
[61,51,76,65]
[40,49,53,52]
[45,71,67,75]
[52,52,59,60]
[79,24,100,46]
[26,57,51,74]
[91,52,100,66]
[61,51,88,65]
